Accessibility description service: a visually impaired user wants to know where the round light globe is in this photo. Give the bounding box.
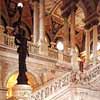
[17,2,23,8]
[56,41,64,51]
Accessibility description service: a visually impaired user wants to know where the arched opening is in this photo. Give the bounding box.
[7,72,40,99]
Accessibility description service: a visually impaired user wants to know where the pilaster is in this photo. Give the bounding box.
[0,25,5,45]
[63,17,70,54]
[85,29,90,65]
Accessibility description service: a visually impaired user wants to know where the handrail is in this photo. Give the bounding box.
[28,55,100,100]
[2,34,39,54]
[31,63,100,100]
[83,63,100,83]
[0,33,71,62]
[31,72,71,100]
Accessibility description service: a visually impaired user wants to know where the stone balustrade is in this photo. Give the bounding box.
[30,62,100,100]
[27,41,39,54]
[83,63,100,83]
[3,34,16,48]
[0,26,71,62]
[31,72,71,100]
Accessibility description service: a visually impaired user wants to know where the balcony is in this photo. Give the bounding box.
[0,25,71,64]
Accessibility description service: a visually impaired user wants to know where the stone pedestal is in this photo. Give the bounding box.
[0,88,7,100]
[13,85,32,100]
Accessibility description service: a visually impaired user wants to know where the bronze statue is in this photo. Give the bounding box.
[14,26,29,84]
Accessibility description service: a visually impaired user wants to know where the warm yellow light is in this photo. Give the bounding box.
[7,72,18,98]
[7,72,39,99]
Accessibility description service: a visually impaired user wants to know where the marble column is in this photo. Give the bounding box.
[39,0,48,55]
[70,8,79,71]
[85,29,90,65]
[39,0,45,43]
[70,9,75,50]
[33,0,39,46]
[93,25,98,65]
[64,17,70,54]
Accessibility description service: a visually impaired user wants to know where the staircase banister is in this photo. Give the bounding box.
[31,72,71,100]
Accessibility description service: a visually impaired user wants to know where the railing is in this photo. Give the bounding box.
[63,54,71,62]
[0,25,71,62]
[1,33,39,54]
[83,63,100,83]
[27,41,39,54]
[31,72,71,100]
[4,34,16,48]
[29,59,100,100]
[0,32,71,62]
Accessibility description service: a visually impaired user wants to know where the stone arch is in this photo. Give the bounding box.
[4,66,42,88]
[4,68,18,88]
[5,68,42,98]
